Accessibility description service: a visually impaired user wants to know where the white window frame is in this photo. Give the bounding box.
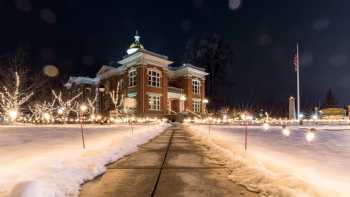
[147,69,161,87]
[193,100,201,113]
[192,79,201,95]
[128,69,137,87]
[148,95,161,111]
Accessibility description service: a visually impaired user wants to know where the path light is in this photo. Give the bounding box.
[306,128,316,142]
[262,123,270,131]
[282,126,290,136]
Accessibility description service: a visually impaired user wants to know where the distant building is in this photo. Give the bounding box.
[66,32,209,117]
[319,107,346,119]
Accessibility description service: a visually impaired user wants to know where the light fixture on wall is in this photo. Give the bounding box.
[180,95,187,101]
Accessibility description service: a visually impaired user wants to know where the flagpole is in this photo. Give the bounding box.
[296,43,300,120]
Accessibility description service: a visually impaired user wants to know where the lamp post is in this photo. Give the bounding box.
[80,104,88,149]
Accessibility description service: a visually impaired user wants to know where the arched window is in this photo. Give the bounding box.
[148,69,161,87]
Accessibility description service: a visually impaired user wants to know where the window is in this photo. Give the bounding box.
[148,95,161,111]
[148,69,161,87]
[128,69,137,87]
[192,79,201,95]
[193,100,201,113]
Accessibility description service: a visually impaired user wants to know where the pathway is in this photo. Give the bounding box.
[79,125,259,197]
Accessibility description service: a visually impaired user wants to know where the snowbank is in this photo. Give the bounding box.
[0,123,170,197]
[187,124,350,197]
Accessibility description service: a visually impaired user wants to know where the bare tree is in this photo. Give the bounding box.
[184,33,236,110]
[52,90,82,120]
[109,79,124,115]
[28,99,56,121]
[87,93,98,116]
[0,49,50,121]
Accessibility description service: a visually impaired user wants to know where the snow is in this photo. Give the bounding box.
[187,124,350,197]
[64,76,100,89]
[0,123,170,197]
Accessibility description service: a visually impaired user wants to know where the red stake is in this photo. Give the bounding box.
[244,121,248,151]
[80,112,86,149]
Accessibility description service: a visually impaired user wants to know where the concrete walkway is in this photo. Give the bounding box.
[79,125,259,197]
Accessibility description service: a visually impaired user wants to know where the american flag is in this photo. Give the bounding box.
[293,46,300,72]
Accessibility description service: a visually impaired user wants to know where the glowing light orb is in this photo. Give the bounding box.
[306,132,316,142]
[282,128,290,136]
[43,65,59,77]
[80,105,88,112]
[262,123,270,131]
[43,113,51,121]
[57,107,64,115]
[8,110,18,121]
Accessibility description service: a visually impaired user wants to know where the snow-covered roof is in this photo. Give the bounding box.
[97,65,125,80]
[118,49,173,69]
[64,76,100,89]
[168,63,209,79]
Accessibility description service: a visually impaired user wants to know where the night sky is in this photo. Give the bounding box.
[1,0,350,110]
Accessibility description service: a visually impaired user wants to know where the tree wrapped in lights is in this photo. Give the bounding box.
[28,99,56,122]
[0,49,49,122]
[87,93,98,118]
[52,90,82,121]
[109,80,124,115]
[0,72,34,121]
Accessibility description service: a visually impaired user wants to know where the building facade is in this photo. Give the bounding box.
[66,33,209,117]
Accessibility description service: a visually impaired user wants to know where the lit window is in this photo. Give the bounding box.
[148,95,161,111]
[148,70,161,87]
[192,79,201,95]
[128,69,137,87]
[193,100,201,113]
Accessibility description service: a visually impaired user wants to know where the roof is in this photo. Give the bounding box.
[168,63,209,80]
[169,63,206,72]
[64,76,100,89]
[96,65,125,79]
[123,48,169,60]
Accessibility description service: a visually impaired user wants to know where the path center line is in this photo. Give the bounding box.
[150,128,176,197]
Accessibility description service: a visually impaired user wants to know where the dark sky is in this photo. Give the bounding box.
[1,0,350,109]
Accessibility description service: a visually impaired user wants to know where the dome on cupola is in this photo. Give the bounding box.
[127,31,144,55]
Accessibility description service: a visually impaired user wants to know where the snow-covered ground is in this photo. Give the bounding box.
[0,123,170,197]
[187,124,350,197]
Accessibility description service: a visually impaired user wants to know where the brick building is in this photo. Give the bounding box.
[66,32,209,117]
